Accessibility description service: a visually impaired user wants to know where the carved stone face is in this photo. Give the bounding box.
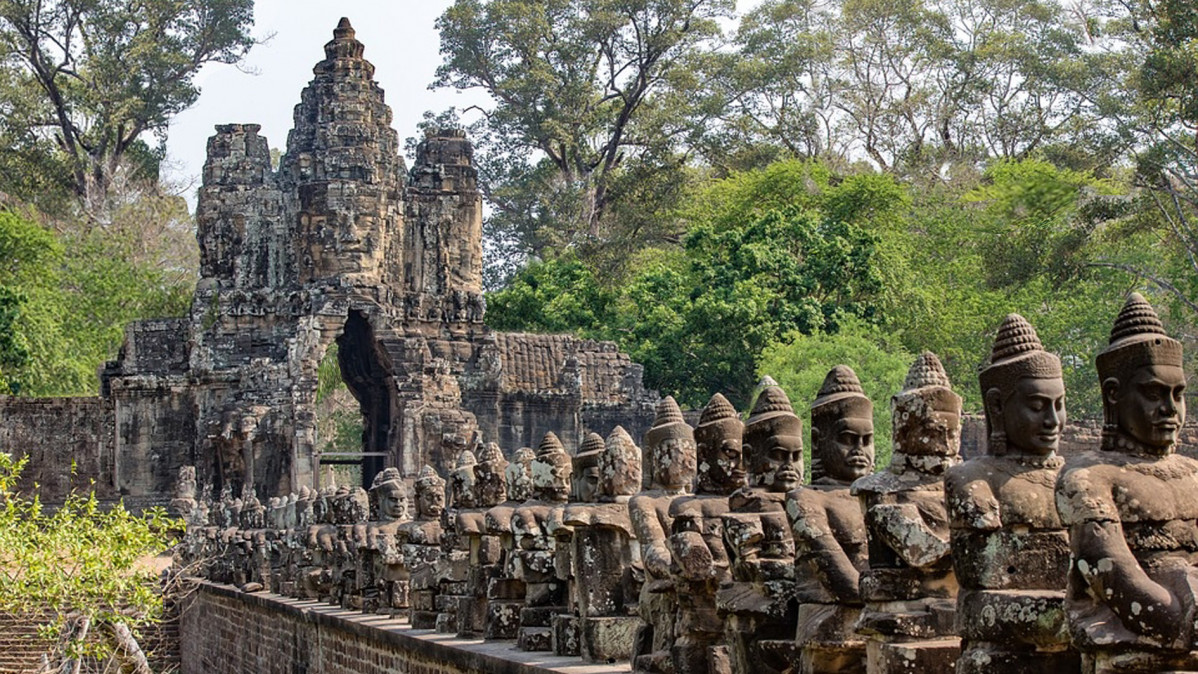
[452,467,477,509]
[416,485,445,519]
[697,435,743,492]
[532,454,572,502]
[577,466,601,503]
[992,377,1066,456]
[654,437,697,491]
[753,432,804,492]
[894,390,961,457]
[376,483,407,522]
[475,461,508,507]
[817,415,875,482]
[1108,364,1186,453]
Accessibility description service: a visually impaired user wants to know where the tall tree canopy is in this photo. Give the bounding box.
[433,0,733,283]
[0,0,256,208]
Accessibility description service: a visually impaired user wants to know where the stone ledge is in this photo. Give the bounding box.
[187,582,626,674]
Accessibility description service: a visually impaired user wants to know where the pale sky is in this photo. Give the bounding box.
[164,1,755,207]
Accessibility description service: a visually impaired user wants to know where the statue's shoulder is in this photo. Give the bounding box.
[850,468,901,496]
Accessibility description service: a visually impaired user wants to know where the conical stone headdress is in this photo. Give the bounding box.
[696,392,742,445]
[812,365,872,419]
[537,431,567,460]
[980,314,1061,395]
[415,465,445,491]
[478,442,505,466]
[744,383,803,467]
[601,426,643,498]
[574,432,605,471]
[892,351,962,457]
[1096,293,1182,384]
[644,396,693,447]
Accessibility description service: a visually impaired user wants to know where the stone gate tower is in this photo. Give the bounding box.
[90,19,656,500]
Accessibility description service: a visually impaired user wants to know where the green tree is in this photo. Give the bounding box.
[0,200,193,397]
[0,209,61,394]
[432,0,733,278]
[0,0,256,207]
[486,160,890,408]
[0,451,179,671]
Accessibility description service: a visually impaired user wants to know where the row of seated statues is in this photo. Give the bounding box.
[175,293,1198,674]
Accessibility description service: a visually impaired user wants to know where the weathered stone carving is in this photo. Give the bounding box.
[722,382,802,674]
[172,465,200,526]
[513,433,572,651]
[630,396,699,673]
[945,314,1077,673]
[437,450,479,633]
[453,442,507,636]
[669,394,739,674]
[1056,294,1198,673]
[365,467,410,614]
[402,466,446,629]
[483,446,535,640]
[853,352,962,673]
[786,366,874,673]
[552,432,606,655]
[562,426,643,662]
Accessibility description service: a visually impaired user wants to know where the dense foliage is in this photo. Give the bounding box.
[487,154,1159,450]
[0,0,256,208]
[0,452,179,669]
[442,0,1198,450]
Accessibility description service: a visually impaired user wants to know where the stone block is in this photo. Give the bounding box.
[519,605,562,627]
[454,596,486,637]
[552,613,580,656]
[866,637,960,674]
[580,615,639,663]
[517,626,553,652]
[408,610,437,630]
[956,643,1079,674]
[409,589,436,612]
[956,589,1069,647]
[484,601,522,640]
[487,577,524,600]
[800,643,867,674]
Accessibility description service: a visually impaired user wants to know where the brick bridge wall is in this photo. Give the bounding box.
[180,583,621,674]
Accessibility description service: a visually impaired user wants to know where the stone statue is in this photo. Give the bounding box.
[401,465,446,629]
[484,446,536,640]
[366,468,410,614]
[630,396,698,673]
[172,465,199,525]
[852,351,962,673]
[437,449,479,633]
[454,442,507,636]
[669,394,742,674]
[563,426,643,662]
[299,487,337,600]
[512,432,572,651]
[785,365,874,673]
[944,314,1077,673]
[573,432,606,503]
[722,381,802,674]
[1056,293,1198,673]
[553,432,607,655]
